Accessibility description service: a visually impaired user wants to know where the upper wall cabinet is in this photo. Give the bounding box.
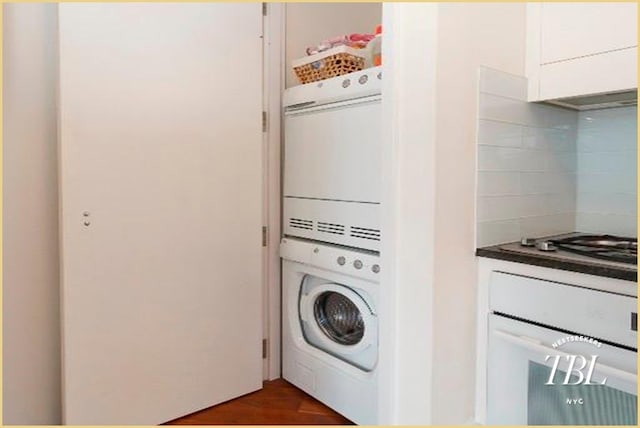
[527,2,638,103]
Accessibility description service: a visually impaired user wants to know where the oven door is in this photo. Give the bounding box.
[488,314,637,425]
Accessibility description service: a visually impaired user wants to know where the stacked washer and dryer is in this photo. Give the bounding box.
[281,66,382,424]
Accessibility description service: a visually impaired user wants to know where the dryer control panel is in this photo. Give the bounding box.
[280,238,380,282]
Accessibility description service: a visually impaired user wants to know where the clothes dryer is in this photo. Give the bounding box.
[283,67,382,251]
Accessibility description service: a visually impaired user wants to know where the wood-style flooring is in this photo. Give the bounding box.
[165,378,353,425]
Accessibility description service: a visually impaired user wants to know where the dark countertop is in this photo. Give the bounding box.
[476,241,638,282]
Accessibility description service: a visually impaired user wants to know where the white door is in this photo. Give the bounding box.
[488,315,637,425]
[284,98,382,203]
[58,3,264,424]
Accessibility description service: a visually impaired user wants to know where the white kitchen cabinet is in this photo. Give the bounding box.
[527,2,638,102]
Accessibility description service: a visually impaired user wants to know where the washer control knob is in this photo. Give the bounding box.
[353,260,363,269]
[342,79,351,88]
[313,247,319,254]
[337,256,346,266]
[372,264,380,274]
[358,75,368,85]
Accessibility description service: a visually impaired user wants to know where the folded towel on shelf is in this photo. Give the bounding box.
[306,33,375,55]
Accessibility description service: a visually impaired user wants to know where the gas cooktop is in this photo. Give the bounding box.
[522,234,637,265]
[476,233,638,281]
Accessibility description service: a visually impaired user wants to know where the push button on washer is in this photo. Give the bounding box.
[337,256,346,266]
[353,260,363,269]
[372,264,380,273]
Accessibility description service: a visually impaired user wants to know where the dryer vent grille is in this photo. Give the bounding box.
[317,222,345,235]
[350,226,381,241]
[289,218,313,230]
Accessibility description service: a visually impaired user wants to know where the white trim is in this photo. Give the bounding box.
[474,258,493,425]
[262,2,284,381]
[378,3,438,424]
[525,2,542,101]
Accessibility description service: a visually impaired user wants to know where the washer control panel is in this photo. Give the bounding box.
[281,238,380,282]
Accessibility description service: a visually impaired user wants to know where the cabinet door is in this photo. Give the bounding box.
[58,3,264,424]
[540,2,637,64]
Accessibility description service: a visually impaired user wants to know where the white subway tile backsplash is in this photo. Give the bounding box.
[520,213,575,238]
[551,193,576,215]
[544,128,576,152]
[476,68,578,247]
[477,172,520,196]
[476,69,636,247]
[519,194,554,218]
[577,152,636,175]
[576,192,638,216]
[519,194,574,218]
[479,67,527,100]
[579,106,638,128]
[518,172,576,195]
[577,132,637,152]
[519,150,548,172]
[522,127,576,153]
[575,106,637,236]
[477,196,521,222]
[522,127,548,151]
[477,219,520,247]
[479,94,530,125]
[477,120,522,147]
[477,146,526,171]
[539,106,578,131]
[544,152,577,173]
[576,173,637,195]
[520,172,552,194]
[576,213,637,237]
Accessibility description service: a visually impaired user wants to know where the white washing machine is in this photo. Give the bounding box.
[281,237,379,425]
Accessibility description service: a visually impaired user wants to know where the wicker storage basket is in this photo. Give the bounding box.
[293,46,366,85]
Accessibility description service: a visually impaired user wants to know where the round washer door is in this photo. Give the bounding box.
[314,290,366,346]
[299,281,377,366]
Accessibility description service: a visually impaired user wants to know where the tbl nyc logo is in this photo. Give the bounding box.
[544,335,606,406]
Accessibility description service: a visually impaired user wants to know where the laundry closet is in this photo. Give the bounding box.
[278,3,384,425]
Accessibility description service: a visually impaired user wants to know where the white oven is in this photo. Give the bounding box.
[487,272,637,425]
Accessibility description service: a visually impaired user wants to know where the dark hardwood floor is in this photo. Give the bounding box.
[165,378,353,425]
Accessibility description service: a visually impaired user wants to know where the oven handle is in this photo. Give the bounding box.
[493,329,637,384]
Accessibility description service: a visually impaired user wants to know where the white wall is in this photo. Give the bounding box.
[2,3,61,425]
[576,106,637,237]
[476,68,578,247]
[378,3,437,424]
[379,2,527,425]
[432,3,526,424]
[285,3,381,88]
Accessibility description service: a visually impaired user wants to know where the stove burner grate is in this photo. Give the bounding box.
[548,235,637,265]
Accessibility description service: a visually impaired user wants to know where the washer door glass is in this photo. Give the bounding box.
[313,291,364,345]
